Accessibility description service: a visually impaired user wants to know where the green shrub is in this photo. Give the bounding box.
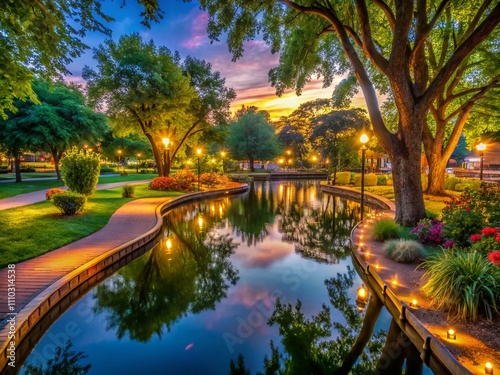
[454,180,481,192]
[354,173,377,187]
[421,250,500,321]
[386,177,393,186]
[51,192,87,215]
[377,175,387,186]
[372,219,402,241]
[61,147,101,196]
[384,239,423,263]
[333,171,351,185]
[445,176,462,191]
[122,185,135,198]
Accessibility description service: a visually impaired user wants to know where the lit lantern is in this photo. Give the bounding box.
[356,285,369,310]
[447,329,456,340]
[485,362,493,375]
[410,299,417,308]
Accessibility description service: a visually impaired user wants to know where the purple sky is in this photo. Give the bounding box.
[66,1,366,120]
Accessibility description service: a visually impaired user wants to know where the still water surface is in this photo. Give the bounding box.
[19,180,398,374]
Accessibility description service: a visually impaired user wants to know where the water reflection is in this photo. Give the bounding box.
[93,216,239,342]
[17,180,397,375]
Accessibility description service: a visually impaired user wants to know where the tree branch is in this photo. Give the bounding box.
[420,2,500,110]
[373,0,395,32]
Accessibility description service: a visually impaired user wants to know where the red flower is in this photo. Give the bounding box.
[488,251,500,265]
[444,240,454,249]
[481,227,499,236]
[496,236,500,242]
[470,234,482,242]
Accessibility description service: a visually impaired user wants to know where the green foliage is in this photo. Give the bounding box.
[61,147,101,196]
[333,171,350,185]
[100,167,115,174]
[454,180,481,192]
[376,174,387,186]
[422,250,500,321]
[372,219,402,241]
[23,341,91,375]
[228,174,253,183]
[441,191,486,247]
[51,192,87,216]
[383,239,423,263]
[122,185,135,198]
[226,111,282,169]
[354,173,377,187]
[445,176,462,191]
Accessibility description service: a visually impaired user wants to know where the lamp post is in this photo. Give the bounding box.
[476,142,486,181]
[220,150,226,174]
[360,133,369,221]
[136,153,141,173]
[286,150,292,170]
[162,137,170,176]
[117,150,122,164]
[197,148,202,191]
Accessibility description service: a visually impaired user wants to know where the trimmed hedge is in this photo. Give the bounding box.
[51,192,87,215]
[354,173,377,187]
[332,171,351,185]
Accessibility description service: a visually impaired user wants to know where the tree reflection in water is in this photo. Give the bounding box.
[229,267,386,375]
[226,182,277,246]
[93,207,239,342]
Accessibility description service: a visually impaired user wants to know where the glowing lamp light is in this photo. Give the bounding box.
[360,133,369,145]
[166,239,172,250]
[447,329,456,340]
[197,148,202,155]
[391,279,398,287]
[485,362,493,375]
[162,137,170,148]
[410,299,418,308]
[476,142,486,152]
[198,216,204,230]
[375,263,380,270]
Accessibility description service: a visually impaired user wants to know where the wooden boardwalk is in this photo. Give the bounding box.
[0,196,169,322]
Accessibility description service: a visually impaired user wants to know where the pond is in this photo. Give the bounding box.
[17,180,406,374]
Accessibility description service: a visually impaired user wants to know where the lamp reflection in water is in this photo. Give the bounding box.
[356,285,369,312]
[359,133,369,221]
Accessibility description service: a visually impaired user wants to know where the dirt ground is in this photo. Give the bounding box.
[354,213,500,375]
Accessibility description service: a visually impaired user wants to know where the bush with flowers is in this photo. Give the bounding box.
[469,227,500,256]
[148,169,198,192]
[440,189,485,247]
[410,218,444,246]
[46,188,66,200]
[200,172,229,188]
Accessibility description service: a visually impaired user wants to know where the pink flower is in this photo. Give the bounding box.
[481,227,499,236]
[444,240,454,249]
[470,234,482,242]
[488,251,500,265]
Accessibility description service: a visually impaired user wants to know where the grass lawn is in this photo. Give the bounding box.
[0,184,182,267]
[0,173,158,199]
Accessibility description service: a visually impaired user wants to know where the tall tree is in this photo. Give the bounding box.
[226,111,282,171]
[197,0,500,225]
[83,33,196,177]
[0,79,108,181]
[0,0,163,119]
[310,109,370,182]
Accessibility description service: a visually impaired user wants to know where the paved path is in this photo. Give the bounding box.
[0,179,152,210]
[0,196,168,321]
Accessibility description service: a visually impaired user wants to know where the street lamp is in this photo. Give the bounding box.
[162,137,170,176]
[197,148,202,191]
[360,133,369,221]
[220,150,226,174]
[117,150,122,164]
[136,153,141,173]
[476,142,486,181]
[286,150,292,170]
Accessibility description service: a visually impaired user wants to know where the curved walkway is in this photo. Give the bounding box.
[321,184,499,375]
[0,179,152,211]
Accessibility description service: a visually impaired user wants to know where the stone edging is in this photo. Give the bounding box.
[320,184,472,375]
[0,184,249,371]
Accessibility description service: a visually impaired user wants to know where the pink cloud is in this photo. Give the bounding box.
[181,12,209,49]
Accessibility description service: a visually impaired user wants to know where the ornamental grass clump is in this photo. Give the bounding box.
[384,239,423,263]
[421,250,500,321]
[51,192,87,216]
[372,219,401,241]
[60,147,101,196]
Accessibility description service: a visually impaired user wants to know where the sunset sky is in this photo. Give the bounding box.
[66,1,367,120]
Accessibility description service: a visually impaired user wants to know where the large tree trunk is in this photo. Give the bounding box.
[14,155,22,183]
[426,153,448,196]
[391,149,426,227]
[249,157,255,172]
